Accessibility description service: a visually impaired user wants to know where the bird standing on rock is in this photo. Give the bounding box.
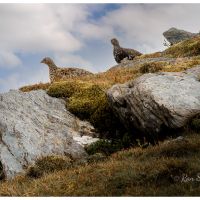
[111,38,142,63]
[41,57,93,83]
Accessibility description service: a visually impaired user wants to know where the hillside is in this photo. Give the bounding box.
[0,131,200,196]
[1,36,200,196]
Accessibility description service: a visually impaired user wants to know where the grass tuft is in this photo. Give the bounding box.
[139,62,165,73]
[26,155,72,178]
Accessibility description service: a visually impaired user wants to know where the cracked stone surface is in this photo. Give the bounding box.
[0,90,98,179]
[107,65,200,134]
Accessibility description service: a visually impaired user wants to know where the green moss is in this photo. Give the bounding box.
[67,84,126,138]
[46,81,126,139]
[67,84,104,119]
[47,81,81,98]
[26,155,72,178]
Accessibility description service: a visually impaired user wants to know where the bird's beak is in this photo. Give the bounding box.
[40,59,44,63]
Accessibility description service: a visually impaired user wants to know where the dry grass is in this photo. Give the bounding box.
[138,52,163,59]
[0,132,200,196]
[160,57,200,72]
[20,82,50,92]
[164,36,200,57]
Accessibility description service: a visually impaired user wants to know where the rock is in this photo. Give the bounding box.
[174,136,184,141]
[163,27,199,45]
[0,90,98,179]
[164,136,189,145]
[73,136,99,147]
[107,65,200,137]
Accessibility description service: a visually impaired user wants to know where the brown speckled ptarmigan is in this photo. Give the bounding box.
[41,57,93,83]
[111,38,142,64]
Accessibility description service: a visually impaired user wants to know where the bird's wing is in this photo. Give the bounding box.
[123,48,142,56]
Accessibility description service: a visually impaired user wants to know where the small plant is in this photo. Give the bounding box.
[139,62,163,74]
[85,132,136,156]
[190,115,200,132]
[85,140,120,156]
[90,95,125,138]
[26,155,72,178]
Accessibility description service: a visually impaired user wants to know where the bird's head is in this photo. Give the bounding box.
[111,38,120,47]
[40,57,54,66]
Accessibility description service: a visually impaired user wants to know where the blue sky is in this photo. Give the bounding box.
[1,3,200,92]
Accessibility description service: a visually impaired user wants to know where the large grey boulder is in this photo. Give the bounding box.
[107,66,200,135]
[0,90,97,179]
[163,27,199,45]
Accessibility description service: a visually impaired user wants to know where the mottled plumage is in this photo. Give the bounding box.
[41,57,93,83]
[111,38,142,63]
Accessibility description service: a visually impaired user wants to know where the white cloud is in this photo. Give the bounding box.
[79,23,114,41]
[0,51,22,68]
[54,53,96,73]
[97,4,200,53]
[1,4,200,92]
[0,4,87,55]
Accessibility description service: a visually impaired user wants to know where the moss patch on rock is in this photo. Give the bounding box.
[66,84,125,138]
[46,81,126,139]
[67,84,104,119]
[47,80,93,98]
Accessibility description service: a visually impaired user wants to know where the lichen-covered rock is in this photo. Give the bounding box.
[0,90,97,179]
[107,65,200,135]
